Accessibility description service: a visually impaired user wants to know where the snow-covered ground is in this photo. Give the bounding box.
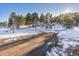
[46,26,79,56]
[36,23,65,32]
[0,27,43,38]
[0,24,65,46]
[0,23,64,36]
[0,27,44,45]
[0,24,79,56]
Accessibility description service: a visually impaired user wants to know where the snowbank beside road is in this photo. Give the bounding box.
[58,27,79,40]
[0,27,42,39]
[46,26,79,56]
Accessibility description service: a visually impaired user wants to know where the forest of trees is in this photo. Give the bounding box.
[0,12,79,29]
[8,12,53,29]
[0,21,7,27]
[54,12,79,28]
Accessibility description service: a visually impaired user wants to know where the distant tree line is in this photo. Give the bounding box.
[8,12,53,29]
[0,12,79,29]
[54,12,79,28]
[0,21,7,27]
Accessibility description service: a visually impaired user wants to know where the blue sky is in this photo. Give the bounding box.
[0,3,79,21]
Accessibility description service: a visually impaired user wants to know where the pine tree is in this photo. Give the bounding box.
[8,17,13,27]
[25,13,32,25]
[8,12,16,33]
[74,12,79,26]
[45,13,52,29]
[40,13,45,22]
[32,12,39,27]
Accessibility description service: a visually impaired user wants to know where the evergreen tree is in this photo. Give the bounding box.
[40,13,45,22]
[25,13,32,25]
[32,12,39,27]
[8,17,13,27]
[15,15,25,28]
[45,13,52,29]
[8,12,16,33]
[74,13,79,26]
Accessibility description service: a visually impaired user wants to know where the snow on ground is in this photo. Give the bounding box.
[58,27,79,40]
[0,24,65,46]
[46,26,79,56]
[0,27,42,39]
[0,27,43,45]
[36,23,65,32]
[0,23,64,36]
[1,24,79,56]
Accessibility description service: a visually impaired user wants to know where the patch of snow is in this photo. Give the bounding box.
[46,26,79,56]
[19,25,29,28]
[46,51,52,56]
[73,27,79,31]
[47,42,52,45]
[35,24,65,33]
[0,27,43,39]
[58,29,79,40]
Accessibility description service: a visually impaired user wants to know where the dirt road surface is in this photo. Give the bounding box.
[0,32,54,56]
